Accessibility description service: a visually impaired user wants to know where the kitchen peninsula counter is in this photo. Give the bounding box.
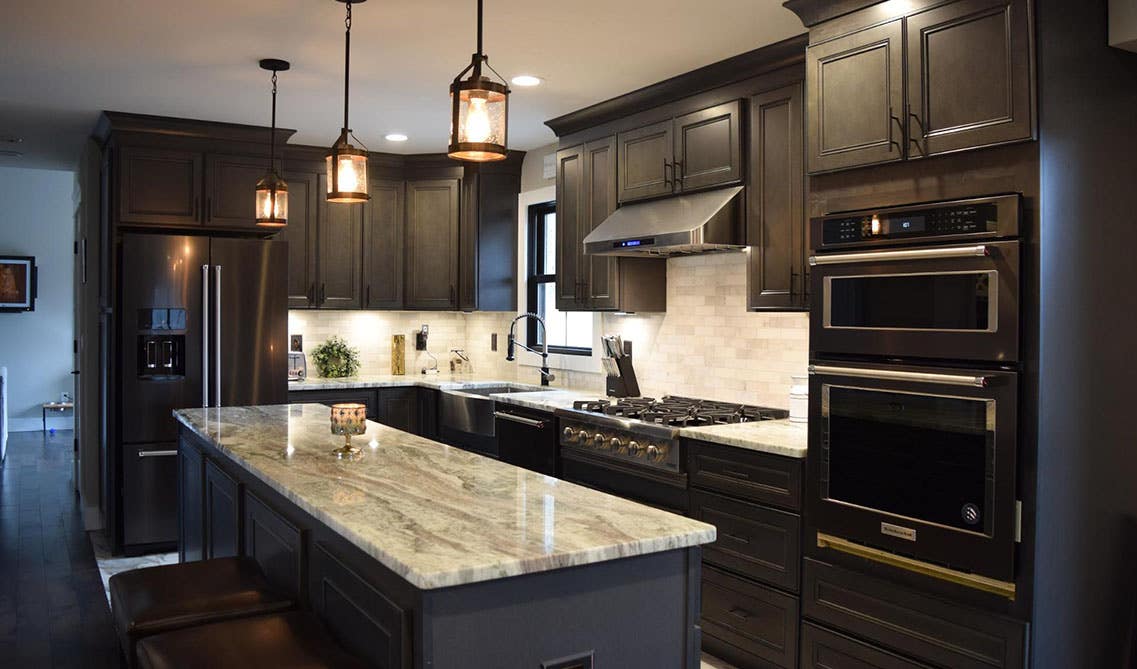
[174,403,713,668]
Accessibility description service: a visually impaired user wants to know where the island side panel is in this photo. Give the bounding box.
[420,547,703,669]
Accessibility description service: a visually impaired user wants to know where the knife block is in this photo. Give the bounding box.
[605,342,640,398]
[391,335,406,375]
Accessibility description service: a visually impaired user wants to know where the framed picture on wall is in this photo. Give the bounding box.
[0,256,36,312]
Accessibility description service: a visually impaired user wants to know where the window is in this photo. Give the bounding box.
[527,202,593,355]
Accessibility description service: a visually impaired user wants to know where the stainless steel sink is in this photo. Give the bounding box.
[438,384,542,438]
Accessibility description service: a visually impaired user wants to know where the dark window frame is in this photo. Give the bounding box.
[527,201,591,356]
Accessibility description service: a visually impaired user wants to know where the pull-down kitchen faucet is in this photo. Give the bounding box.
[506,313,556,387]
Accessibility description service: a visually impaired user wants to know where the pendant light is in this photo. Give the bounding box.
[326,0,369,203]
[255,59,290,228]
[447,0,510,162]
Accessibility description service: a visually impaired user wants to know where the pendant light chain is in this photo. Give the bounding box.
[343,1,352,131]
[269,70,278,172]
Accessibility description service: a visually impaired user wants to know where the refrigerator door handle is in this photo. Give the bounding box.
[201,264,210,407]
[214,264,222,407]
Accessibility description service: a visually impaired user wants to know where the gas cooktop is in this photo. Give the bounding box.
[568,395,788,428]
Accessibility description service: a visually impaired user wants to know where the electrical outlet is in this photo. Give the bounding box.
[290,334,303,352]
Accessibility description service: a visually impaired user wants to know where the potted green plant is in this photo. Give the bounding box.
[309,335,360,378]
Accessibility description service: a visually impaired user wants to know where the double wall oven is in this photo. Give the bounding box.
[807,194,1023,597]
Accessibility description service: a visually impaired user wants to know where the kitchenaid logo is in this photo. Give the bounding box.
[881,522,917,541]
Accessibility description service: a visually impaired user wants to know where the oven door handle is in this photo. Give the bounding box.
[809,364,989,388]
[809,244,989,266]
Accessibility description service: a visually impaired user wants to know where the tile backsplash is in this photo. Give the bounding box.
[289,251,808,409]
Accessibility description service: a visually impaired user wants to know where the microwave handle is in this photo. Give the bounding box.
[809,364,988,388]
[809,244,989,266]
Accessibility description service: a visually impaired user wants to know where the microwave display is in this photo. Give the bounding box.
[822,203,999,245]
[823,385,995,534]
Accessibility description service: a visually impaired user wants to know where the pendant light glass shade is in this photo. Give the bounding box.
[447,0,510,162]
[327,0,369,203]
[256,58,290,228]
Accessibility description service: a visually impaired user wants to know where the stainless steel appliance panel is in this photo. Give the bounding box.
[806,361,1019,583]
[121,442,180,546]
[119,234,208,443]
[210,238,288,407]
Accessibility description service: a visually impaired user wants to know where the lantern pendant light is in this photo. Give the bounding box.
[448,0,510,162]
[326,0,369,203]
[255,59,290,228]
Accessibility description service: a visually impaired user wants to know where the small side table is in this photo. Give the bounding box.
[42,402,74,432]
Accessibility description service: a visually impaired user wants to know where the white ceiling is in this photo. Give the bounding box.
[0,0,805,171]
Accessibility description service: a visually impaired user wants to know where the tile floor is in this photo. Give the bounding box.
[89,532,177,603]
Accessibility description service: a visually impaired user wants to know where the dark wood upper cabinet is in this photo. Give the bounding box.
[405,178,460,310]
[363,180,405,309]
[807,19,906,174]
[555,145,585,311]
[117,147,203,226]
[584,137,619,309]
[673,100,744,192]
[281,171,318,308]
[748,83,807,311]
[617,120,674,203]
[317,174,364,310]
[204,154,268,228]
[905,0,1034,158]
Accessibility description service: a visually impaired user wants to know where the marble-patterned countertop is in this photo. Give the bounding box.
[174,403,715,590]
[680,419,808,459]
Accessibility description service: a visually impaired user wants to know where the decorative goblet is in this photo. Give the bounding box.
[330,403,367,459]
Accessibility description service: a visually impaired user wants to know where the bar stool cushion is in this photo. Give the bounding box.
[135,611,368,669]
[110,557,294,665]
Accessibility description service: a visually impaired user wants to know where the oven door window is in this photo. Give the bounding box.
[825,270,996,332]
[822,385,995,534]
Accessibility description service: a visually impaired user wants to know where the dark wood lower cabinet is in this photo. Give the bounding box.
[701,566,799,669]
[801,622,933,669]
[244,491,305,600]
[418,389,439,441]
[288,389,378,421]
[204,460,240,559]
[178,440,205,562]
[692,490,800,592]
[376,387,419,435]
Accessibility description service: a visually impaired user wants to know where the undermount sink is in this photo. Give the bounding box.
[438,384,543,439]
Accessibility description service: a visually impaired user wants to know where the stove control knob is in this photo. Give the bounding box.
[562,427,577,442]
[627,441,645,456]
[609,437,624,452]
[578,431,591,444]
[592,433,607,448]
[651,443,670,462]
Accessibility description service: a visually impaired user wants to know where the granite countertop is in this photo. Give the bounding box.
[174,403,715,590]
[680,419,808,459]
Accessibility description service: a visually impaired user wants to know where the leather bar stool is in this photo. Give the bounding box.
[109,557,294,668]
[135,611,368,669]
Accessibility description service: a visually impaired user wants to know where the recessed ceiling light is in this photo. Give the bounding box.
[511,75,542,87]
[384,133,408,142]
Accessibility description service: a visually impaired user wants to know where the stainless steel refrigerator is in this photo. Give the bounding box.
[114,233,287,553]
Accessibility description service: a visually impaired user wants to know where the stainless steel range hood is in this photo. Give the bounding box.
[583,186,745,256]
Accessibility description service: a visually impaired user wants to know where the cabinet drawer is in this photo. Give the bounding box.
[688,440,802,511]
[802,622,932,669]
[701,566,798,669]
[692,490,800,592]
[802,558,1028,669]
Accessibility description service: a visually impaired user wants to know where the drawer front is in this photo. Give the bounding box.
[692,490,800,592]
[802,622,933,669]
[802,558,1028,669]
[688,440,802,511]
[701,566,799,669]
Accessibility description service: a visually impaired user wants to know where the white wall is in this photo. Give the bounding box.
[0,166,75,431]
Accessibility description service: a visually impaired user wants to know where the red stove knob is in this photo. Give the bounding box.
[627,440,645,456]
[562,427,577,442]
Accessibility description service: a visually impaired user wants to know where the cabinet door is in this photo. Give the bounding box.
[748,84,807,311]
[583,137,620,310]
[674,100,743,192]
[122,443,180,547]
[317,174,364,309]
[363,180,405,309]
[376,387,420,434]
[281,171,318,308]
[204,154,267,229]
[701,566,800,669]
[807,20,905,173]
[554,145,585,311]
[204,460,240,559]
[178,439,205,562]
[405,179,460,310]
[906,0,1034,157]
[117,147,202,226]
[617,119,674,203]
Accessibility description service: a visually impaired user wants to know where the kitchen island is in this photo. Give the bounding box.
[174,403,715,669]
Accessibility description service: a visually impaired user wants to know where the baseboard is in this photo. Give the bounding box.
[82,504,105,531]
[9,417,75,432]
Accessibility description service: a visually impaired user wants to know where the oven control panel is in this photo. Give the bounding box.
[559,421,679,472]
[815,194,1021,249]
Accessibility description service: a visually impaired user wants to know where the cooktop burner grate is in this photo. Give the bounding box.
[571,395,788,426]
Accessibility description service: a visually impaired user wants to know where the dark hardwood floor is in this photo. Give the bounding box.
[0,430,122,668]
